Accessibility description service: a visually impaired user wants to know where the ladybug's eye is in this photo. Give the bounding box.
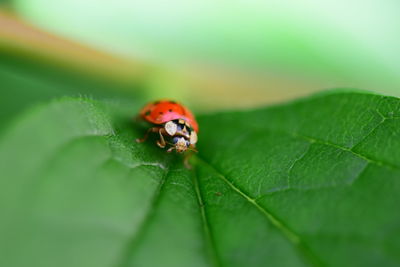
[172,137,180,144]
[176,124,183,131]
[176,122,191,133]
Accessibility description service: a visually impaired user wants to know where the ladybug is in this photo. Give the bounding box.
[136,100,198,155]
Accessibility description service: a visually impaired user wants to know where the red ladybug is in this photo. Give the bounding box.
[136,100,198,155]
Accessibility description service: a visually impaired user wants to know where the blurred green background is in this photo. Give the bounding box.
[1,0,400,112]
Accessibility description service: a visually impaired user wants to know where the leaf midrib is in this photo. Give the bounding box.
[196,156,323,267]
[193,167,222,267]
[115,166,171,267]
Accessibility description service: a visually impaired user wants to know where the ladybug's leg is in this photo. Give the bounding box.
[136,127,160,143]
[188,144,198,153]
[156,128,167,148]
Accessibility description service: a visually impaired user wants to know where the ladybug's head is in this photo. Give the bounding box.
[171,136,190,153]
[164,120,198,153]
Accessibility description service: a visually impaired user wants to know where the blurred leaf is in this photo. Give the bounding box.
[0,11,152,126]
[0,52,144,127]
[1,91,399,267]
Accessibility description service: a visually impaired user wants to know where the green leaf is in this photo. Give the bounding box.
[1,91,399,267]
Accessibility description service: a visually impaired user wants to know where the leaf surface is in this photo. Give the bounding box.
[1,92,399,267]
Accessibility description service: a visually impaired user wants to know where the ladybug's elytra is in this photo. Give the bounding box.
[136,100,198,155]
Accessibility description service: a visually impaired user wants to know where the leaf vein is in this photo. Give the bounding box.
[296,134,399,170]
[350,115,386,150]
[193,167,222,267]
[196,156,324,267]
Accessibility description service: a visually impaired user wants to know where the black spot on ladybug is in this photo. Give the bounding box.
[168,109,173,112]
[145,110,151,116]
[159,111,163,114]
